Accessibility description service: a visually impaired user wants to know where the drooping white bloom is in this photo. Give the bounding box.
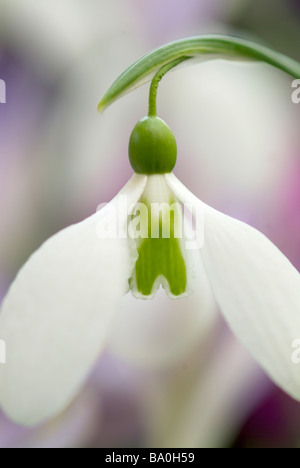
[0,168,300,427]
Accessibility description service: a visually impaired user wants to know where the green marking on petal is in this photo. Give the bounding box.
[134,234,187,297]
[135,239,187,296]
[129,177,188,299]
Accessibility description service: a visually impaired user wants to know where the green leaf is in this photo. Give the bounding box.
[98,35,300,112]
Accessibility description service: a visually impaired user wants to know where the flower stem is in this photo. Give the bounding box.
[148,57,189,117]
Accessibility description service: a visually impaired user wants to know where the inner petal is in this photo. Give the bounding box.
[129,175,193,299]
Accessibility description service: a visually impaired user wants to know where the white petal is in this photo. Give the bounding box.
[0,174,147,426]
[107,256,217,369]
[166,173,300,400]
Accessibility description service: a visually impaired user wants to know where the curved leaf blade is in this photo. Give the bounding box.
[98,35,300,112]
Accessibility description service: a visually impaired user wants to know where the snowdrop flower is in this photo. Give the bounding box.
[1,35,300,427]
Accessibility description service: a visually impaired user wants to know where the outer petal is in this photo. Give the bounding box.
[166,173,300,400]
[0,174,147,426]
[107,257,217,369]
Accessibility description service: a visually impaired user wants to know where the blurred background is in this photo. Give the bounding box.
[0,0,300,448]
